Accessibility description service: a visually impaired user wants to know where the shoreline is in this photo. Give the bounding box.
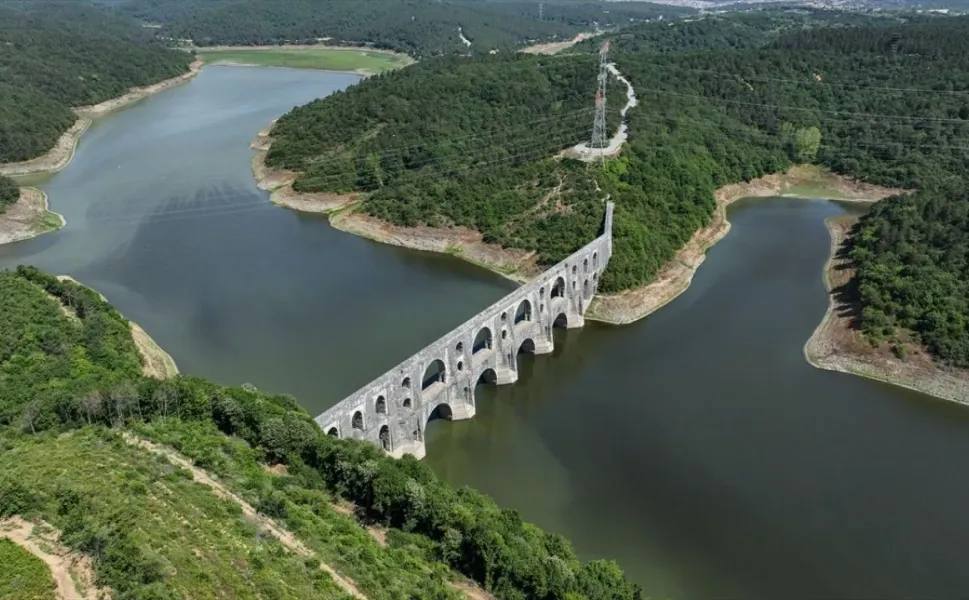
[586,166,906,325]
[55,276,179,380]
[0,187,65,246]
[0,60,203,178]
[803,218,969,404]
[250,128,538,284]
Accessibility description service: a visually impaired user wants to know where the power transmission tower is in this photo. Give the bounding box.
[590,40,610,162]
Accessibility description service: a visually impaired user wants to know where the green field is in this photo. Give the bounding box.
[0,538,57,600]
[198,47,413,73]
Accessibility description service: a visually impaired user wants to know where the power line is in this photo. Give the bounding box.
[626,59,969,97]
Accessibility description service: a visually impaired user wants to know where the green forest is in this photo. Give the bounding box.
[0,176,18,213]
[570,7,907,55]
[0,266,641,600]
[121,0,587,56]
[265,12,969,365]
[0,3,191,163]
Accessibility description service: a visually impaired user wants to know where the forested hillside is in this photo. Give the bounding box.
[850,185,969,367]
[266,12,969,364]
[0,3,191,163]
[0,266,641,600]
[121,0,577,55]
[571,7,905,55]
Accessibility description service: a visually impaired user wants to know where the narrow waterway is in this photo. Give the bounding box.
[3,66,969,599]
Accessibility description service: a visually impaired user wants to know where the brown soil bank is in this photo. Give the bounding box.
[0,187,64,246]
[804,217,969,404]
[0,61,202,177]
[586,165,907,325]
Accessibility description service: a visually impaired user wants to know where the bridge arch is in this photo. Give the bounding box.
[583,278,590,298]
[518,338,536,354]
[428,402,454,424]
[583,257,589,272]
[477,368,498,386]
[551,277,565,298]
[473,326,493,354]
[327,427,339,438]
[422,359,446,390]
[515,299,532,324]
[401,376,411,389]
[375,395,387,415]
[593,252,599,268]
[351,410,364,431]
[379,425,391,451]
[553,312,568,328]
[402,397,412,409]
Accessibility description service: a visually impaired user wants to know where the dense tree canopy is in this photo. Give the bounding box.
[122,0,581,56]
[571,6,906,55]
[0,265,642,600]
[0,176,18,213]
[0,3,191,163]
[266,11,969,365]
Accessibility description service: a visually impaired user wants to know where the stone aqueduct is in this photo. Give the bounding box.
[315,203,614,459]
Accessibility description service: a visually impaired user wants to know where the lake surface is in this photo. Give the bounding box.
[4,65,969,599]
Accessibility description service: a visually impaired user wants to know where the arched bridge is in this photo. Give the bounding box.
[315,202,614,459]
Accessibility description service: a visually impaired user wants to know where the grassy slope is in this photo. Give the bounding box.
[0,538,57,600]
[198,48,413,72]
[0,428,355,600]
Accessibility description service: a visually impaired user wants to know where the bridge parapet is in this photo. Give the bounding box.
[316,202,614,459]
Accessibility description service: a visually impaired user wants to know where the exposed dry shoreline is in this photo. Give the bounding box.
[586,166,906,324]
[0,187,64,245]
[250,127,540,283]
[0,60,203,178]
[55,276,179,380]
[804,218,969,404]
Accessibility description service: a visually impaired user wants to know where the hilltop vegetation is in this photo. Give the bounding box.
[0,266,641,600]
[265,11,969,365]
[0,3,191,163]
[122,0,574,56]
[571,7,905,54]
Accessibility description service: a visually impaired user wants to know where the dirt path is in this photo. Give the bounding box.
[520,32,593,55]
[804,218,969,403]
[0,61,202,178]
[0,517,104,600]
[567,61,637,161]
[588,166,906,324]
[0,187,64,245]
[123,434,367,600]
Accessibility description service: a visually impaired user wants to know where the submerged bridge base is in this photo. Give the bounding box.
[316,203,613,459]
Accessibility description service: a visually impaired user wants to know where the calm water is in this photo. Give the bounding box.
[4,66,969,599]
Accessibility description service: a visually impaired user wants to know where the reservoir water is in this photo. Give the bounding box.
[4,65,969,599]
